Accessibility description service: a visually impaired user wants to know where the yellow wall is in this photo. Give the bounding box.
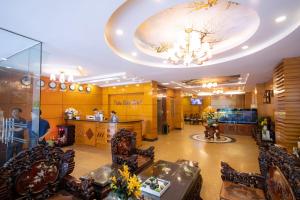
[101,82,158,140]
[40,77,102,139]
[182,96,211,116]
[166,89,183,130]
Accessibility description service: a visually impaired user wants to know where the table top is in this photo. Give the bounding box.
[138,160,200,200]
[80,163,119,187]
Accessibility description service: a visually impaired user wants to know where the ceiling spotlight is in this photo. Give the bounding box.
[117,79,121,82]
[131,52,137,57]
[116,29,124,36]
[122,75,127,79]
[174,86,181,89]
[162,83,169,85]
[1,58,7,61]
[5,66,12,69]
[275,16,287,23]
[242,45,249,50]
[163,60,168,64]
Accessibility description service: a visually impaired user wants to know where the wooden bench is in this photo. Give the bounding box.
[0,145,95,200]
[220,145,300,200]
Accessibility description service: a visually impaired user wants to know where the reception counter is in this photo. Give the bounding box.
[65,119,143,147]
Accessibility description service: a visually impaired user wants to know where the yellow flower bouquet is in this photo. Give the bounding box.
[110,165,142,200]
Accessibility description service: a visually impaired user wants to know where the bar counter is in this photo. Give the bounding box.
[65,119,143,147]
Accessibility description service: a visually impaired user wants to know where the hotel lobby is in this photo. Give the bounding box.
[0,0,300,200]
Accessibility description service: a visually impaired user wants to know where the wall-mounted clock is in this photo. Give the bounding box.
[69,84,76,91]
[60,83,67,90]
[78,85,84,92]
[49,81,57,89]
[86,86,91,92]
[21,76,31,86]
[36,80,45,87]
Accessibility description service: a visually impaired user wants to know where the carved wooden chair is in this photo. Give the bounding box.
[220,145,300,200]
[0,145,95,200]
[111,129,154,173]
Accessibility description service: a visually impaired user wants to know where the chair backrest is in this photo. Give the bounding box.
[111,129,136,156]
[0,145,75,199]
[259,145,300,199]
[266,166,296,200]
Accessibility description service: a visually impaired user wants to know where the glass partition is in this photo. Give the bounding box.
[0,28,42,166]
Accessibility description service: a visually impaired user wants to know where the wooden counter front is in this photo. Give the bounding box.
[219,123,256,136]
[66,120,143,147]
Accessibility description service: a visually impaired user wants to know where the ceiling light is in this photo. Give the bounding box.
[122,75,127,79]
[163,60,168,64]
[116,29,124,36]
[275,16,287,23]
[75,72,126,83]
[242,45,249,50]
[117,79,121,82]
[174,86,181,89]
[131,52,137,57]
[1,58,7,61]
[5,66,11,69]
[162,83,169,85]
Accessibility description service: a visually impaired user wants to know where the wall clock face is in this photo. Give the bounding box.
[86,86,91,92]
[60,83,67,90]
[21,76,31,86]
[49,81,57,89]
[36,80,45,87]
[69,84,76,91]
[78,85,84,92]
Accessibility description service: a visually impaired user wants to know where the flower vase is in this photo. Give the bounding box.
[67,113,73,119]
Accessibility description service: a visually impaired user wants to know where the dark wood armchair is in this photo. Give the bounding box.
[111,129,154,174]
[220,145,300,200]
[0,145,95,200]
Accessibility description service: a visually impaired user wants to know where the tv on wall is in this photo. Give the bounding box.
[190,98,202,105]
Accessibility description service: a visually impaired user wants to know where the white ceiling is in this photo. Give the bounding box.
[0,0,300,92]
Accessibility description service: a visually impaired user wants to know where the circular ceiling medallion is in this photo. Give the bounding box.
[134,1,259,59]
[105,0,300,68]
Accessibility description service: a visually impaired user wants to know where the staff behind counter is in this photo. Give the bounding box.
[91,108,119,123]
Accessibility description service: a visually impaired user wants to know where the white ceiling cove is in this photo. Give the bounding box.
[0,0,300,91]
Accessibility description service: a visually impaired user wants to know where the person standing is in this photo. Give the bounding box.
[6,108,26,161]
[28,109,50,149]
[110,111,119,123]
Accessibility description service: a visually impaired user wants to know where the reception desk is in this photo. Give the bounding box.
[65,120,143,147]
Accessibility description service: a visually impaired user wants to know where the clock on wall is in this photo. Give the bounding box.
[60,83,67,91]
[69,84,76,91]
[21,76,32,86]
[78,85,84,92]
[36,80,45,87]
[48,81,57,89]
[86,86,91,92]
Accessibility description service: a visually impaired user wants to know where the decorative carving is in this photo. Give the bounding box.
[221,161,265,189]
[0,145,95,200]
[111,129,154,173]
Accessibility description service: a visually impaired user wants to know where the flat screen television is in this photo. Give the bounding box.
[190,98,202,105]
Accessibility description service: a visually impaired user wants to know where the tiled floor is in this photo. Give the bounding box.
[69,125,260,200]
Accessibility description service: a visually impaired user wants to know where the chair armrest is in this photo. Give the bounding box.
[221,161,265,189]
[63,175,95,200]
[112,154,138,172]
[136,146,155,159]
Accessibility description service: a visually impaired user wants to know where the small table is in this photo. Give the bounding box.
[80,164,119,199]
[139,160,202,200]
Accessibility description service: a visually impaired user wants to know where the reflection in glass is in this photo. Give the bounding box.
[0,28,42,166]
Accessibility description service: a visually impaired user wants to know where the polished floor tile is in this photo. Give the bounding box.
[68,125,259,200]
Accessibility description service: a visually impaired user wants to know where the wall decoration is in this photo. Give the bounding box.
[86,86,91,92]
[60,83,67,91]
[21,76,32,86]
[36,80,45,87]
[69,84,76,91]
[48,81,57,89]
[78,85,84,92]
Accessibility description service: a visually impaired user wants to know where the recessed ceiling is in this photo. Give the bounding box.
[0,0,300,91]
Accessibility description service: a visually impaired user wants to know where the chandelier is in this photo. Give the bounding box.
[202,82,218,88]
[50,72,74,83]
[166,27,214,66]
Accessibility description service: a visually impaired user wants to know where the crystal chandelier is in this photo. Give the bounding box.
[167,27,213,66]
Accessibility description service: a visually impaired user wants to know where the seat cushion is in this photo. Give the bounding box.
[48,190,80,200]
[220,181,266,200]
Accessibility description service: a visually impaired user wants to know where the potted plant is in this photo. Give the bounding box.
[109,165,142,200]
[202,107,217,126]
